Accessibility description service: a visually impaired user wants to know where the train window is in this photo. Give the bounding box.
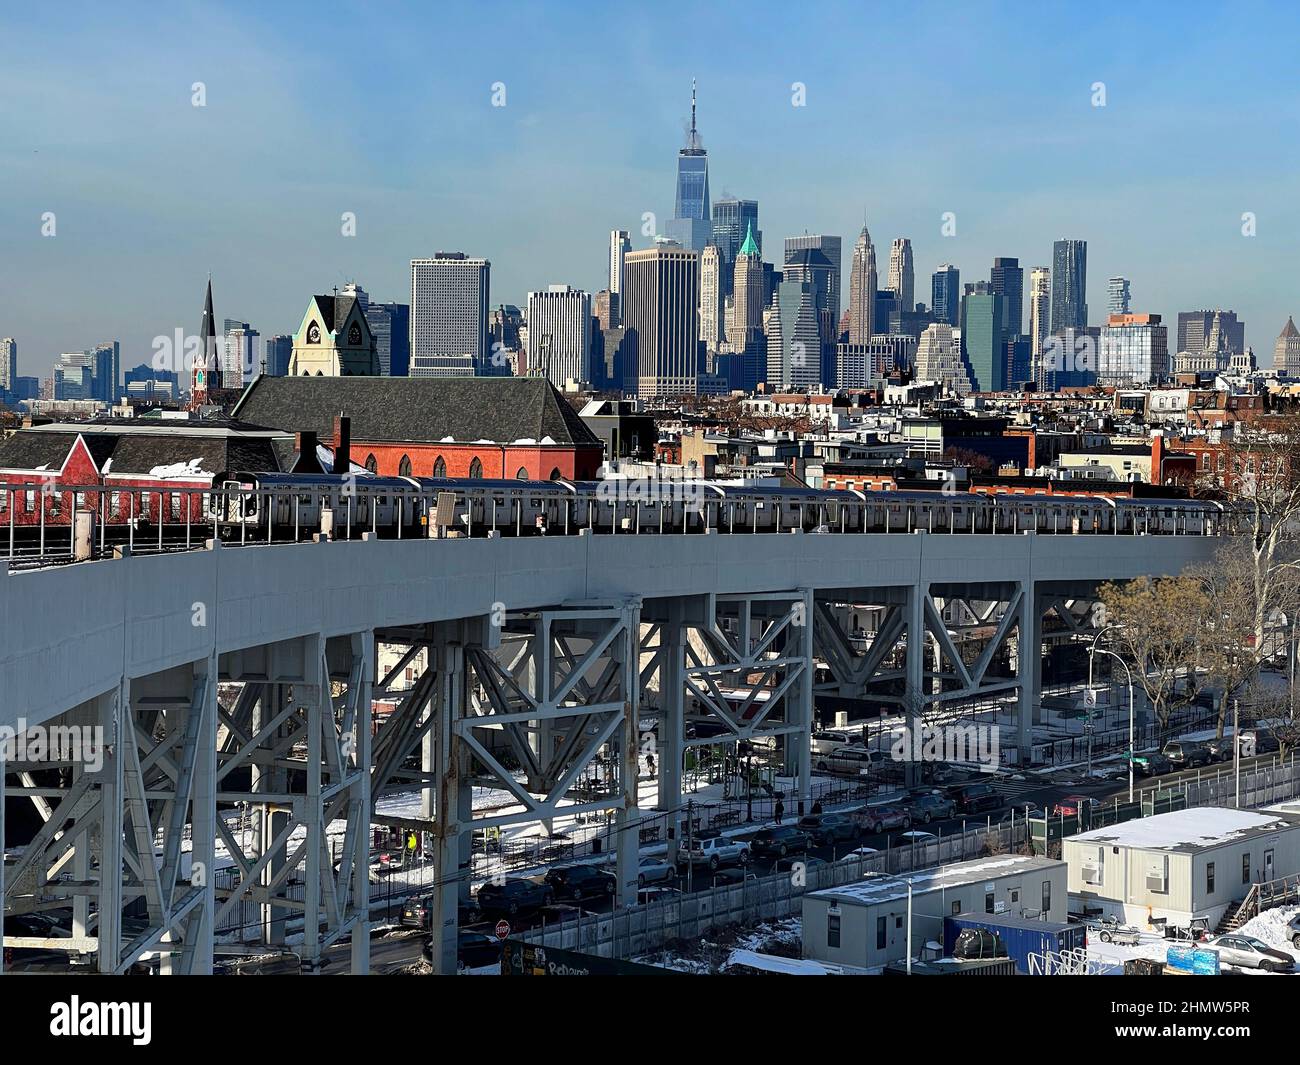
[0,492,6,511]
[24,491,35,512]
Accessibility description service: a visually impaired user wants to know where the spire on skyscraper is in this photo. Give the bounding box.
[739,221,759,258]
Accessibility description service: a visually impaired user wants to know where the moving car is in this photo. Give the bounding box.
[906,791,956,824]
[1205,934,1295,973]
[750,825,812,859]
[855,804,912,834]
[814,746,885,776]
[475,878,554,917]
[947,782,1002,814]
[797,812,860,844]
[1051,795,1100,818]
[543,864,616,902]
[679,833,751,870]
[1161,740,1211,768]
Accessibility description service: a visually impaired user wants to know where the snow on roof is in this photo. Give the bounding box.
[148,457,209,479]
[808,854,1059,907]
[725,949,830,975]
[1069,807,1300,853]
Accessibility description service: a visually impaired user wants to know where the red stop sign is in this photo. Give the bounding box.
[494,920,510,940]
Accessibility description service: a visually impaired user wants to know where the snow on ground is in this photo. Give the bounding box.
[1237,904,1300,960]
[1086,905,1300,976]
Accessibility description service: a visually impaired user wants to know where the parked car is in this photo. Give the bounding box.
[1162,740,1211,768]
[906,791,957,824]
[710,868,759,887]
[774,854,828,874]
[401,893,480,931]
[1128,751,1172,777]
[543,864,617,902]
[1203,736,1235,762]
[633,856,677,887]
[1286,912,1300,950]
[750,825,812,859]
[814,746,885,776]
[947,782,1002,815]
[896,830,939,845]
[1051,795,1100,818]
[837,846,878,863]
[1240,727,1280,756]
[2,912,80,969]
[810,730,855,755]
[855,803,912,835]
[1000,803,1045,822]
[475,878,554,917]
[1205,934,1295,973]
[797,812,860,844]
[679,833,750,870]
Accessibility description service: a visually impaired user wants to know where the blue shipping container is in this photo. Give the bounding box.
[943,913,1086,974]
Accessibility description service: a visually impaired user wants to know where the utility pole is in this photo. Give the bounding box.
[686,798,695,894]
[1234,699,1241,809]
[906,880,913,976]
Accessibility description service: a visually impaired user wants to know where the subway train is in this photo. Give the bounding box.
[205,471,1227,541]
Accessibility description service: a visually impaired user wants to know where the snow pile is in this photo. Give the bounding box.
[148,457,208,479]
[1237,905,1300,960]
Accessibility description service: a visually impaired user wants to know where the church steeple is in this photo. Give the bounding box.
[193,276,220,405]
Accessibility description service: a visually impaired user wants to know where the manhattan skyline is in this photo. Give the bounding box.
[3,1,1299,374]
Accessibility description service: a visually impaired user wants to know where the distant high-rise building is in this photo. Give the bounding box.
[783,247,837,345]
[961,292,1006,392]
[0,338,16,395]
[593,290,615,333]
[847,226,877,344]
[1028,267,1050,387]
[1108,277,1131,316]
[1099,313,1168,386]
[665,81,711,252]
[989,257,1023,340]
[366,302,410,376]
[931,264,960,327]
[221,325,256,390]
[888,238,915,313]
[410,253,490,377]
[622,246,700,397]
[608,230,630,323]
[786,234,842,339]
[526,285,593,388]
[767,277,823,391]
[1275,317,1300,377]
[711,197,760,295]
[1178,309,1244,357]
[264,335,292,376]
[914,323,972,395]
[699,244,724,353]
[727,224,765,353]
[1050,239,1088,333]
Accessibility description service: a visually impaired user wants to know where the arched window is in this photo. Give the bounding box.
[433,456,446,478]
[398,454,412,477]
[515,466,529,480]
[549,467,562,481]
[365,453,377,474]
[468,457,483,479]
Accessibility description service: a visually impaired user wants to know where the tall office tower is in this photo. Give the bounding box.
[410,253,491,377]
[622,246,700,397]
[221,325,256,389]
[874,289,899,337]
[264,335,292,376]
[1050,239,1088,333]
[783,247,836,343]
[699,244,724,352]
[489,304,524,352]
[593,290,615,332]
[888,238,915,312]
[0,338,15,394]
[1099,313,1168,386]
[711,197,760,295]
[1178,310,1245,357]
[1275,318,1300,377]
[989,257,1023,340]
[1108,277,1131,316]
[363,301,410,376]
[192,277,220,404]
[786,234,842,338]
[526,285,593,388]
[767,277,823,391]
[54,351,94,401]
[1028,267,1050,385]
[961,292,1006,392]
[608,230,630,323]
[914,323,973,395]
[665,81,711,251]
[931,264,960,326]
[846,226,877,343]
[727,224,765,351]
[85,341,119,404]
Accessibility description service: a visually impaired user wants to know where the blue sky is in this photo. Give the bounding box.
[4,0,1300,376]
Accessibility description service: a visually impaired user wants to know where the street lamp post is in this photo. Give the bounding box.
[1088,627,1137,803]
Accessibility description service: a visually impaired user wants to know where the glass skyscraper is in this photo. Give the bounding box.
[1050,239,1088,333]
[665,81,711,252]
[931,264,960,326]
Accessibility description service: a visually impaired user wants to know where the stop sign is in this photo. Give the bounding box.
[494,920,510,940]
